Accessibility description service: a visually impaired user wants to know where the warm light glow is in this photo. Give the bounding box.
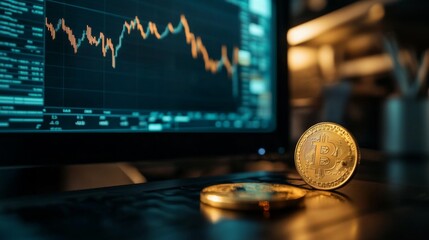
[277,191,359,239]
[287,1,387,45]
[339,53,392,77]
[206,195,223,203]
[346,34,378,54]
[200,204,224,223]
[118,163,146,184]
[318,45,336,81]
[258,201,270,211]
[368,4,385,22]
[288,46,318,71]
[308,0,327,12]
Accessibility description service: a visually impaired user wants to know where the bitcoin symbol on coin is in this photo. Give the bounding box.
[311,135,338,179]
[295,122,360,190]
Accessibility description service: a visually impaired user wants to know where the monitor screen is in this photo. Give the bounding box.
[0,0,275,133]
[0,0,288,166]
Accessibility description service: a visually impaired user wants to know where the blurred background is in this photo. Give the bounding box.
[289,0,429,153]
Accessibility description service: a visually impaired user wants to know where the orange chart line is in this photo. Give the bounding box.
[45,14,239,77]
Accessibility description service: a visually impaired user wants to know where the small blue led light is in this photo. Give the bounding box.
[258,148,266,156]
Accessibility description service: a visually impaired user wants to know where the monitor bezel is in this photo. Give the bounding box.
[0,0,289,167]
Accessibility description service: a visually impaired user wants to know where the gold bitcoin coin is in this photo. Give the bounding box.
[294,122,360,190]
[200,183,307,211]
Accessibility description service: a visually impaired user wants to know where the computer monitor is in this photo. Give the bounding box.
[0,0,288,166]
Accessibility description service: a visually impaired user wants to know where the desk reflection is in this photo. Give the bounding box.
[201,190,358,239]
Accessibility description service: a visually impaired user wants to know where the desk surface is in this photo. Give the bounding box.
[0,157,429,239]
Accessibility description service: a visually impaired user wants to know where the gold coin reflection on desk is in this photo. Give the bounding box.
[295,122,360,190]
[200,183,307,211]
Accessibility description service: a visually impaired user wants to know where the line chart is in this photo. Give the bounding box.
[45,14,239,77]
